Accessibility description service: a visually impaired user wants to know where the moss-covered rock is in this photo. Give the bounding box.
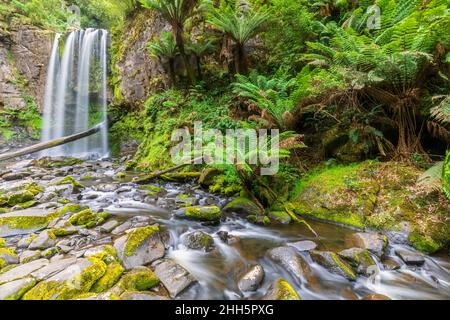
[289,161,450,253]
[22,257,107,300]
[55,176,84,191]
[184,206,221,221]
[264,278,301,300]
[222,197,262,217]
[0,247,19,269]
[91,262,124,293]
[67,209,110,228]
[338,248,376,275]
[31,157,83,168]
[269,211,292,224]
[6,190,35,207]
[0,208,61,238]
[114,266,160,293]
[309,250,357,281]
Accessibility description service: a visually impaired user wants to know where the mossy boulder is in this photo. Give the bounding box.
[114,266,160,294]
[175,205,221,222]
[22,257,107,300]
[0,247,19,269]
[182,231,215,251]
[114,226,165,270]
[269,211,292,224]
[0,208,61,237]
[198,167,221,187]
[91,262,124,293]
[222,197,262,217]
[264,278,301,300]
[290,161,450,253]
[338,248,376,276]
[67,209,110,228]
[54,176,84,192]
[5,190,35,207]
[0,277,37,300]
[309,250,357,281]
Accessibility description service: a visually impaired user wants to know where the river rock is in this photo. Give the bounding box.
[182,231,215,252]
[99,220,119,233]
[111,221,132,235]
[309,250,357,281]
[238,265,265,292]
[288,240,317,252]
[174,206,221,222]
[0,277,37,300]
[361,294,391,300]
[0,248,19,266]
[114,226,165,270]
[0,208,55,237]
[395,249,425,266]
[30,257,78,281]
[338,248,377,276]
[19,250,41,264]
[347,232,388,257]
[263,278,301,300]
[0,258,49,284]
[28,230,56,250]
[22,258,107,300]
[153,259,196,298]
[2,172,32,181]
[222,197,262,217]
[266,246,311,280]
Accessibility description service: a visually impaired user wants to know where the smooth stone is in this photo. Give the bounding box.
[263,278,301,300]
[0,277,37,300]
[30,257,78,281]
[361,294,391,300]
[288,240,317,252]
[0,208,54,237]
[395,249,425,266]
[111,221,132,235]
[266,246,311,280]
[28,230,55,250]
[348,232,388,257]
[19,250,41,264]
[99,220,119,233]
[152,259,196,298]
[0,259,49,284]
[338,247,377,276]
[237,265,265,292]
[382,257,402,270]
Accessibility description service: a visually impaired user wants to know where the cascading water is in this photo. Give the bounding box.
[40,29,110,158]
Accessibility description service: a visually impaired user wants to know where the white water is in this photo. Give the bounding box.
[40,29,109,158]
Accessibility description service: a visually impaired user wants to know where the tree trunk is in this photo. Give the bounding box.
[173,24,196,85]
[235,44,248,75]
[196,55,202,80]
[168,57,176,86]
[0,121,109,162]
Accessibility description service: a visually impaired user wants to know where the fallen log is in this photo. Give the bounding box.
[0,121,107,162]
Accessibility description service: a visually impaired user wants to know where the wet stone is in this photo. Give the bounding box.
[395,249,425,266]
[238,265,265,292]
[153,259,196,298]
[288,240,317,252]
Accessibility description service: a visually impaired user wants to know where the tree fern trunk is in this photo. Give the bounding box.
[173,24,196,85]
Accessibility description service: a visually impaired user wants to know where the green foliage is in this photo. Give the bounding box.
[148,31,178,59]
[0,97,42,141]
[444,151,450,199]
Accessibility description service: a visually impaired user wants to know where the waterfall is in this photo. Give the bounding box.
[40,29,110,158]
[41,33,61,146]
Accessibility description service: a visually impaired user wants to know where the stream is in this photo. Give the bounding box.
[0,157,449,300]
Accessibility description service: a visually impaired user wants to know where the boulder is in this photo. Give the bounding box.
[338,248,377,276]
[395,249,425,266]
[30,257,77,281]
[263,278,301,300]
[114,226,165,270]
[309,250,357,281]
[222,197,262,217]
[28,230,55,250]
[288,240,317,252]
[0,259,49,284]
[0,208,57,237]
[266,246,311,280]
[182,231,215,252]
[238,265,265,292]
[174,206,221,222]
[113,266,159,294]
[19,250,41,264]
[0,247,19,268]
[347,232,388,257]
[22,257,107,300]
[153,259,196,298]
[0,277,37,300]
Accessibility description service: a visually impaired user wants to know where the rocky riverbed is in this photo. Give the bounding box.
[0,157,449,300]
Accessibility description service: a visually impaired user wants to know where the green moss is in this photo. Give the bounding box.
[0,238,5,247]
[58,204,84,215]
[185,206,221,221]
[18,200,37,209]
[272,278,301,300]
[7,190,35,206]
[32,157,83,169]
[55,176,85,189]
[22,257,107,300]
[116,267,160,292]
[268,211,292,224]
[50,228,78,237]
[67,210,110,228]
[125,226,160,257]
[91,262,124,293]
[330,252,357,281]
[0,216,50,231]
[0,247,18,268]
[408,231,441,254]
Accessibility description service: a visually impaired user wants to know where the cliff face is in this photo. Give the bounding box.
[112,10,169,108]
[0,21,53,112]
